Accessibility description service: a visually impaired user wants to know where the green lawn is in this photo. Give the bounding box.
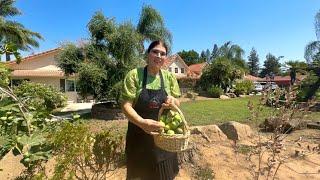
[77,96,319,128]
[180,96,270,126]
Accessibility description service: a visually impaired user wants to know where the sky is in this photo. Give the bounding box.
[8,0,320,65]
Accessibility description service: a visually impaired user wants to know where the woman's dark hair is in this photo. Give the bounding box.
[146,40,168,55]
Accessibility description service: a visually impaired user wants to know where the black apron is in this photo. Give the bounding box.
[125,66,179,180]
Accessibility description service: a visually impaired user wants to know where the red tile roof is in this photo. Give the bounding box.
[188,62,208,75]
[244,74,263,81]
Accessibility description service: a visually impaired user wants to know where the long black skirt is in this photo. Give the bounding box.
[126,123,179,180]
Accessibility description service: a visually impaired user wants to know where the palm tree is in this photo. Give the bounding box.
[305,10,320,64]
[136,5,172,52]
[0,0,43,61]
[217,41,245,59]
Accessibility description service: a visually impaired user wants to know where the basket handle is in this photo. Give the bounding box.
[158,103,189,135]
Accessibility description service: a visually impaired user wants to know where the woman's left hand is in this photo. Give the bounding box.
[162,95,180,107]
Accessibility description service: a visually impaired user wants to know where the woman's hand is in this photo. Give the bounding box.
[138,118,164,134]
[162,95,180,108]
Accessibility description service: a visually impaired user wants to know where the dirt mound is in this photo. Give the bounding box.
[1,123,320,180]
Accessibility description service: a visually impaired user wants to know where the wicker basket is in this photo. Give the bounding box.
[153,104,190,152]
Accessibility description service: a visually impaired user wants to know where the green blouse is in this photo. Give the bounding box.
[120,67,181,104]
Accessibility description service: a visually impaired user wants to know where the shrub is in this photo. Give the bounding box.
[14,81,67,112]
[207,85,223,98]
[52,122,124,179]
[0,63,11,87]
[234,80,254,96]
[296,72,319,102]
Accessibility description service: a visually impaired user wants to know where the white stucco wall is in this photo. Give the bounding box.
[168,61,187,77]
[10,53,60,70]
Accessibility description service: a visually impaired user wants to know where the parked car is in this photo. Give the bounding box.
[263,82,279,90]
[253,82,263,92]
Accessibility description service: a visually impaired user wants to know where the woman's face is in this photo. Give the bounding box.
[147,44,167,70]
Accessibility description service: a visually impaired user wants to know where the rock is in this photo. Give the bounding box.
[186,91,197,99]
[218,121,253,141]
[225,93,237,98]
[306,122,320,130]
[219,95,230,100]
[239,95,247,98]
[190,125,228,141]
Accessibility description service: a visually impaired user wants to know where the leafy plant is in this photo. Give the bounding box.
[194,166,214,180]
[13,81,67,113]
[234,80,254,96]
[52,121,124,180]
[207,85,223,98]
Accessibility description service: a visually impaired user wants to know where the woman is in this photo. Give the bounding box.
[121,40,181,180]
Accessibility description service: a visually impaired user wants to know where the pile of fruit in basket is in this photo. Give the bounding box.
[159,109,184,135]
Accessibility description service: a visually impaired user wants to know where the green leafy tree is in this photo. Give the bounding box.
[0,0,43,61]
[199,50,207,62]
[136,5,172,52]
[247,48,260,76]
[57,5,170,103]
[177,50,199,65]
[210,41,248,70]
[199,57,243,92]
[260,53,281,77]
[301,9,320,100]
[13,81,67,113]
[210,44,219,63]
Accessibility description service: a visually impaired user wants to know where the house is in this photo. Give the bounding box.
[188,62,209,78]
[243,74,263,82]
[259,75,306,87]
[162,54,196,79]
[6,48,80,102]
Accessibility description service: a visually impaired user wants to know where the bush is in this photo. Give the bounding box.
[14,81,67,112]
[52,122,124,179]
[0,63,11,87]
[207,85,223,98]
[234,80,254,96]
[296,72,320,102]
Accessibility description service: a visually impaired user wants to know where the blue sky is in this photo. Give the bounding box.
[11,0,320,65]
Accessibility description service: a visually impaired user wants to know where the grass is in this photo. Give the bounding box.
[180,96,271,126]
[73,96,318,129]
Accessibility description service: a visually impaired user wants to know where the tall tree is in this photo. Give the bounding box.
[305,10,320,64]
[205,49,210,63]
[58,5,170,102]
[177,50,199,65]
[247,48,260,76]
[136,5,172,52]
[0,0,43,61]
[260,53,281,77]
[210,44,219,63]
[199,50,206,62]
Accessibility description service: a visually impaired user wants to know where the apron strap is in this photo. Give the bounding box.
[142,66,165,90]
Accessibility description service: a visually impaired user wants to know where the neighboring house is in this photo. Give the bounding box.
[162,54,196,79]
[259,75,306,87]
[188,62,209,79]
[6,48,79,103]
[243,74,263,82]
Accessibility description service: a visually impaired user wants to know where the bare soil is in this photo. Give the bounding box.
[1,118,320,180]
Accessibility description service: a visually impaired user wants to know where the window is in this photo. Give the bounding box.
[181,68,185,73]
[60,79,65,92]
[10,79,29,87]
[175,68,178,73]
[66,80,75,92]
[169,67,172,72]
